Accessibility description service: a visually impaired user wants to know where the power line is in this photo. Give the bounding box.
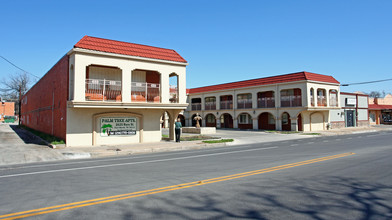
[0,55,40,79]
[341,78,392,86]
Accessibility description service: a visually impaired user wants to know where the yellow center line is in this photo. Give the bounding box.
[0,152,355,220]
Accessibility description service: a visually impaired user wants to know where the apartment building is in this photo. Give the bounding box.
[21,36,188,146]
[185,71,342,131]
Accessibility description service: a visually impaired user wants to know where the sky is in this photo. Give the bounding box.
[1,0,391,95]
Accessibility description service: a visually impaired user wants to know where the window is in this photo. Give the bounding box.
[310,88,314,106]
[239,113,252,124]
[206,114,215,123]
[282,113,289,125]
[268,114,275,124]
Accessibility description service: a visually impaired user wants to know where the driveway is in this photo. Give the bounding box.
[0,123,65,165]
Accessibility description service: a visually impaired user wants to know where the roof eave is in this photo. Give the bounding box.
[67,48,189,66]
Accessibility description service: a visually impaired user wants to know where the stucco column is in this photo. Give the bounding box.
[275,116,282,130]
[216,115,221,128]
[161,72,169,104]
[73,55,88,102]
[216,96,220,110]
[201,95,205,111]
[121,66,132,103]
[326,90,330,107]
[291,117,298,131]
[252,92,258,109]
[178,71,186,104]
[234,118,238,129]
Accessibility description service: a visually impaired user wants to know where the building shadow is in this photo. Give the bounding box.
[9,125,47,145]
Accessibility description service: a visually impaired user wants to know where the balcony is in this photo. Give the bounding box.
[131,82,160,103]
[191,103,201,111]
[280,95,302,107]
[257,97,275,108]
[85,79,122,102]
[169,85,178,103]
[205,102,216,110]
[317,96,327,107]
[237,99,252,109]
[220,100,233,109]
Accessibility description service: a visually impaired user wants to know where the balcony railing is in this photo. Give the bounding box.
[317,96,327,106]
[191,103,201,111]
[237,99,252,109]
[131,82,160,103]
[257,97,275,108]
[85,79,122,102]
[310,96,315,106]
[330,97,338,107]
[169,85,178,103]
[220,100,233,109]
[205,102,216,110]
[280,95,302,107]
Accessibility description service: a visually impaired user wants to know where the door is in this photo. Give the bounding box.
[346,110,355,127]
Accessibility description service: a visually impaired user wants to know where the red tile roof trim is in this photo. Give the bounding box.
[368,104,392,110]
[74,36,187,63]
[188,71,339,94]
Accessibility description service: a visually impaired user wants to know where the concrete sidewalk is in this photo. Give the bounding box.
[1,123,391,165]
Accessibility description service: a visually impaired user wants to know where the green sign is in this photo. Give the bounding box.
[100,117,137,136]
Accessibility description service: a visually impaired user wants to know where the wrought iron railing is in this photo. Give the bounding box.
[237,99,252,109]
[205,102,216,110]
[280,95,302,107]
[191,103,201,111]
[220,100,233,109]
[131,82,160,103]
[257,97,275,108]
[85,79,122,101]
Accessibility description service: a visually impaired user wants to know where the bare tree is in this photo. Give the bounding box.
[0,72,32,124]
[368,91,386,98]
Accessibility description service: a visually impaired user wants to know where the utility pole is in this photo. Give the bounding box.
[18,87,22,126]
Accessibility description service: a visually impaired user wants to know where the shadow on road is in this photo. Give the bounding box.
[9,125,46,145]
[81,176,392,219]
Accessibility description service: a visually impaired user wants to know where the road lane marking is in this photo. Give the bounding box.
[0,152,355,220]
[0,147,278,179]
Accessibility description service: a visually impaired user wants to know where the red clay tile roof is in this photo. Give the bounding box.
[74,36,187,63]
[368,104,392,110]
[188,71,339,94]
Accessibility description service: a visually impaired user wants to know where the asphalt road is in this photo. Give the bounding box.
[0,131,391,219]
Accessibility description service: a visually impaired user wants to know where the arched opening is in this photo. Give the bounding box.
[131,69,161,103]
[205,114,216,127]
[297,113,303,131]
[329,89,338,107]
[238,113,253,129]
[257,91,275,108]
[281,112,291,131]
[177,114,185,127]
[258,112,275,130]
[310,88,315,106]
[191,114,203,127]
[169,73,179,103]
[85,65,122,101]
[220,113,233,128]
[310,112,325,131]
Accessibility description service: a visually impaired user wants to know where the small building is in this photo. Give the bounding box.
[368,94,392,125]
[0,101,15,122]
[330,92,369,128]
[21,36,188,146]
[185,71,342,132]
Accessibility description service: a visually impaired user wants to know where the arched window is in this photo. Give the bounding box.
[329,90,338,107]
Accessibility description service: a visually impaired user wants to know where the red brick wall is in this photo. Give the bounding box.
[0,102,15,122]
[21,55,69,140]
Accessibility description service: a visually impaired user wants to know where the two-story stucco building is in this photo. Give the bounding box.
[21,36,188,146]
[184,71,342,132]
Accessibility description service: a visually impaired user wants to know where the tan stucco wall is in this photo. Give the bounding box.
[69,51,187,104]
[66,108,164,147]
